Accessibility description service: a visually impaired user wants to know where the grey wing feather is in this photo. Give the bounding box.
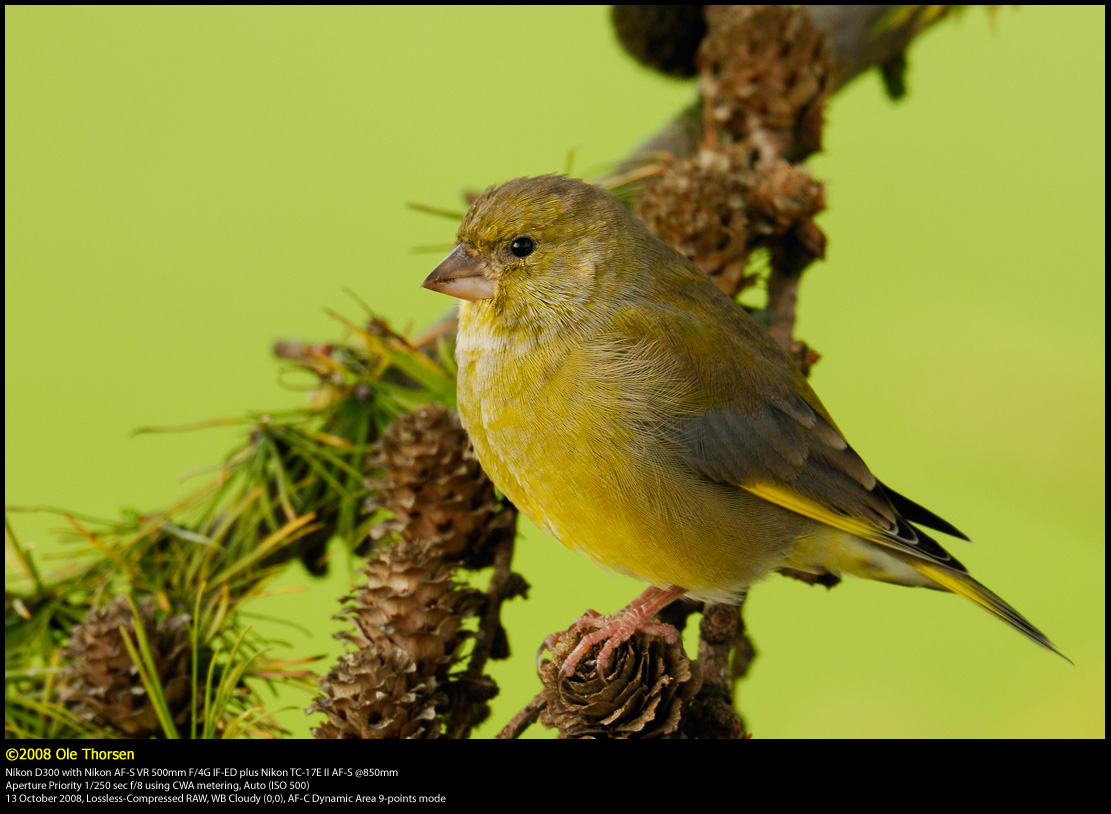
[672,396,967,569]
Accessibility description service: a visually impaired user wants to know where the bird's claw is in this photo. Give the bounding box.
[536,609,602,672]
[542,610,681,681]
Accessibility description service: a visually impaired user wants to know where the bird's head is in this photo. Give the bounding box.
[422,175,635,330]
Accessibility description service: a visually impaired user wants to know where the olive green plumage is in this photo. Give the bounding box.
[423,175,1061,658]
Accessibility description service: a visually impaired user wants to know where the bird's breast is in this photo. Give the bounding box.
[455,314,597,536]
[452,305,794,600]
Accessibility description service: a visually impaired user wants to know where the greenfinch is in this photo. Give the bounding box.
[422,174,1062,670]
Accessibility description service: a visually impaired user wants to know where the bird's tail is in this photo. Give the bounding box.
[909,559,1070,663]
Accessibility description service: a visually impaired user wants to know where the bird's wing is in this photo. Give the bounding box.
[612,297,968,570]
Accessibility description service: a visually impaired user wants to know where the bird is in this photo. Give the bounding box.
[422,174,1063,674]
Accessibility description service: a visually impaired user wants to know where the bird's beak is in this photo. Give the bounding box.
[422,244,494,302]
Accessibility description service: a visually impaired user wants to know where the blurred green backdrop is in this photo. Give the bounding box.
[6,6,1104,738]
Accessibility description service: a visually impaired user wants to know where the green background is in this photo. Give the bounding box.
[6,6,1104,738]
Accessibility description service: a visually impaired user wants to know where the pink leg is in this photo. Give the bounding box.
[543,585,687,679]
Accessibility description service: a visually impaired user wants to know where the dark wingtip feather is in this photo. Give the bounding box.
[878,478,972,541]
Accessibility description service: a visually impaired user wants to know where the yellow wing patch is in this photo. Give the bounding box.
[746,480,1067,659]
[742,481,893,547]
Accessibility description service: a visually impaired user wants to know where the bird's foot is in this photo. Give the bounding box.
[536,609,601,672]
[538,585,686,680]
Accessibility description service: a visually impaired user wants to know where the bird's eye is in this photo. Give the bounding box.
[509,236,535,258]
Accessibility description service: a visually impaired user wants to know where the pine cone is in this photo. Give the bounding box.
[319,404,522,738]
[59,596,192,738]
[635,145,756,294]
[635,144,825,294]
[746,157,826,276]
[365,405,515,567]
[340,541,483,666]
[699,5,834,160]
[309,541,483,738]
[538,626,701,739]
[309,649,443,739]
